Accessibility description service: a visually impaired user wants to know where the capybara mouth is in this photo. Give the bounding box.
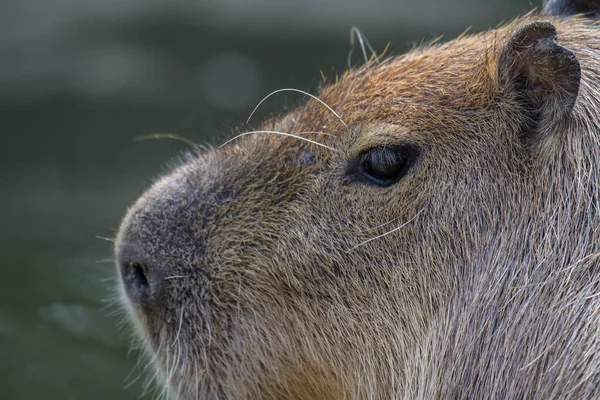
[115,1,600,398]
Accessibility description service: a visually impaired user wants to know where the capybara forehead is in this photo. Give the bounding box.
[287,29,506,135]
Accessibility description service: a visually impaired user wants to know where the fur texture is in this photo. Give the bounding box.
[115,3,600,399]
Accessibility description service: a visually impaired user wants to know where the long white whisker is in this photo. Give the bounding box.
[175,344,187,398]
[218,130,338,152]
[246,88,348,129]
[348,26,380,67]
[165,343,179,400]
[359,217,400,233]
[134,133,199,148]
[172,306,185,347]
[96,235,116,243]
[142,336,164,397]
[349,209,425,251]
[163,347,171,400]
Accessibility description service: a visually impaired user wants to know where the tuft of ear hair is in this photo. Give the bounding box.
[543,0,600,17]
[499,21,580,139]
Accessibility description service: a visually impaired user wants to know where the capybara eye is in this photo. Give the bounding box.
[360,146,417,186]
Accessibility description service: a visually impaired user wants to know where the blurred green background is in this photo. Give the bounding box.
[1,0,532,398]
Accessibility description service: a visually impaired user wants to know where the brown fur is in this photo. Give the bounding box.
[115,4,600,399]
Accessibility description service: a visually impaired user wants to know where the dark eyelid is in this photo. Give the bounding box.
[345,145,420,186]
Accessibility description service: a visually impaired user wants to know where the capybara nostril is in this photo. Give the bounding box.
[125,262,150,292]
[119,256,163,311]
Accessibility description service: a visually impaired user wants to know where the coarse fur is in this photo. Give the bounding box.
[115,2,600,399]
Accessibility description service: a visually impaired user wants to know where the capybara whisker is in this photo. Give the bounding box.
[358,217,400,233]
[219,130,338,151]
[348,26,380,68]
[96,235,116,243]
[246,88,349,129]
[171,306,185,347]
[134,133,199,149]
[349,209,424,251]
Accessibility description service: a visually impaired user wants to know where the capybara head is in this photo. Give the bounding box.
[115,1,600,398]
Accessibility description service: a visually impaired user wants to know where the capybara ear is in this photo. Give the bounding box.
[543,0,600,16]
[499,21,580,135]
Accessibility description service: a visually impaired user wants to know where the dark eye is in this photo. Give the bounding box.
[359,146,417,186]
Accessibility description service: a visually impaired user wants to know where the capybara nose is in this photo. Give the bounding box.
[115,170,206,316]
[117,248,165,312]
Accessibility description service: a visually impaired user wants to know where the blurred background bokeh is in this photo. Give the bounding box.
[1,0,534,398]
